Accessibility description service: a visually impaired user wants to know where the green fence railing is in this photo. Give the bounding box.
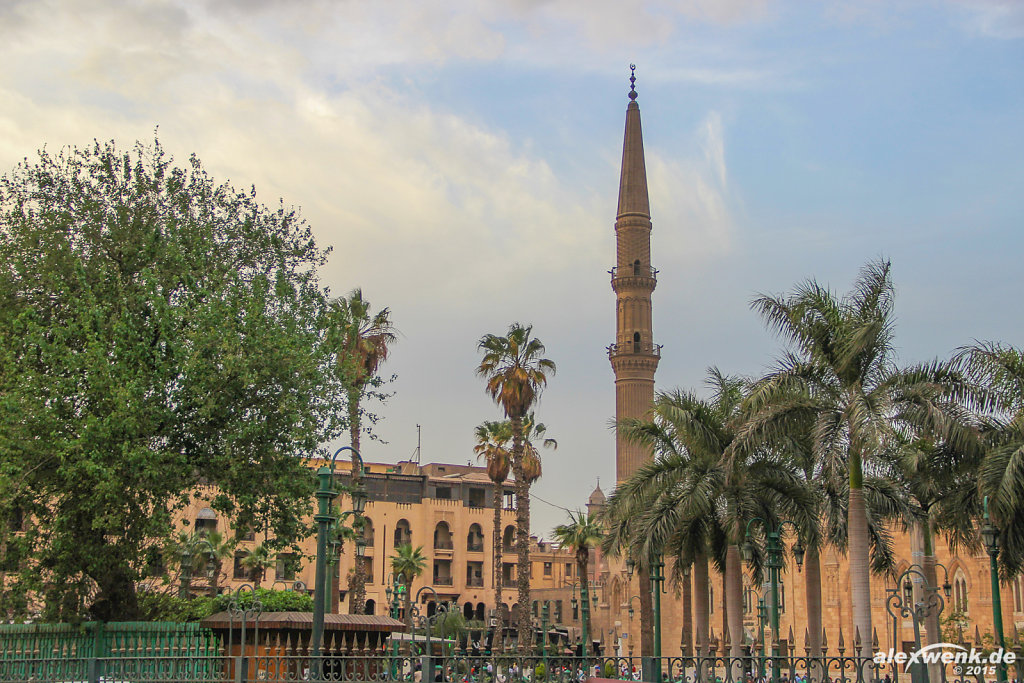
[0,621,221,680]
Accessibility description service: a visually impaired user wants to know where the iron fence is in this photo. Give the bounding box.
[0,651,981,683]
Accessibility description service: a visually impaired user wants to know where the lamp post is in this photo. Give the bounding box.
[627,555,665,683]
[884,567,948,683]
[982,496,1008,683]
[567,580,593,660]
[627,595,642,658]
[312,446,366,671]
[539,600,553,671]
[757,598,768,681]
[743,519,804,683]
[178,535,215,599]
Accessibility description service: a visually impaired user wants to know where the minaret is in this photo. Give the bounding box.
[609,66,660,484]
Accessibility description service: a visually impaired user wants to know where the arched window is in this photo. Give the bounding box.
[467,524,484,552]
[434,522,453,550]
[633,332,641,345]
[503,526,515,552]
[394,519,411,548]
[633,259,642,276]
[464,602,474,619]
[365,599,376,615]
[362,517,375,545]
[476,602,486,621]
[195,508,217,534]
[953,570,969,613]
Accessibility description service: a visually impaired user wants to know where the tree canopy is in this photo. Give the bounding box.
[0,138,348,621]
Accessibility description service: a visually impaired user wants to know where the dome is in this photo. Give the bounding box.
[587,481,606,507]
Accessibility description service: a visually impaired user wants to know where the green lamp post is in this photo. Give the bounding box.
[743,518,804,683]
[982,496,1008,683]
[311,446,366,671]
[627,554,665,683]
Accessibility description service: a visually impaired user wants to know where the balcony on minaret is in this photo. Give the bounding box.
[607,339,662,359]
[609,264,658,293]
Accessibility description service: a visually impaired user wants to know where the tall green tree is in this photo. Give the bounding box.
[552,510,603,642]
[476,323,556,651]
[746,260,972,653]
[0,137,343,621]
[390,543,426,635]
[326,288,396,614]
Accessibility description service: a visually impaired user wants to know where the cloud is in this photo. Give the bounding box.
[948,0,1024,39]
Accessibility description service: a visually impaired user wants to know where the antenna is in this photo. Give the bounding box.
[413,424,421,463]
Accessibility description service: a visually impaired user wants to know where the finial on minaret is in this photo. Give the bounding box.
[629,64,637,100]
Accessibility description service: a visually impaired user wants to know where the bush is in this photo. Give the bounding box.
[534,663,547,681]
[137,588,311,622]
[603,660,617,677]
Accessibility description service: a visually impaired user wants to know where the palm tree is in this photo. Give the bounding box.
[746,260,972,653]
[520,413,557,485]
[240,542,275,589]
[958,342,1024,575]
[476,323,556,651]
[391,544,426,636]
[205,531,236,596]
[474,420,512,636]
[329,288,396,613]
[610,371,817,666]
[552,510,603,643]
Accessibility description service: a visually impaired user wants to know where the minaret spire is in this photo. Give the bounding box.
[609,65,660,484]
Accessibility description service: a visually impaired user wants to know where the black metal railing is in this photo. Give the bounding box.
[608,340,663,358]
[0,652,960,683]
[610,265,658,281]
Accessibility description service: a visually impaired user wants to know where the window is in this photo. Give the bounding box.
[145,546,165,578]
[953,571,969,613]
[554,600,563,623]
[709,586,714,614]
[359,556,374,583]
[195,508,217,534]
[566,563,573,577]
[532,601,538,617]
[362,517,375,545]
[468,488,486,508]
[502,526,515,552]
[467,524,484,552]
[275,553,298,581]
[779,582,786,614]
[503,490,514,509]
[433,559,453,586]
[435,486,452,500]
[394,519,412,548]
[237,526,255,542]
[543,562,552,577]
[233,552,251,580]
[434,522,453,550]
[466,561,484,587]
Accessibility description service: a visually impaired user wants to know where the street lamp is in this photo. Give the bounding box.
[885,567,945,683]
[743,518,804,683]
[567,579,592,660]
[312,446,366,669]
[627,554,665,683]
[983,496,1008,683]
[626,595,641,658]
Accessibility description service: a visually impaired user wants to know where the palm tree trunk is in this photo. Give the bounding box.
[920,519,942,681]
[804,545,823,680]
[725,544,744,663]
[681,570,692,655]
[638,566,654,657]
[511,414,532,652]
[330,561,340,613]
[348,388,366,615]
[848,477,873,668]
[692,551,711,682]
[579,551,591,649]
[493,479,505,651]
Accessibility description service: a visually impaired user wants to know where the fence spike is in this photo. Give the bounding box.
[837,627,845,654]
[723,627,731,647]
[872,627,879,650]
[788,626,795,645]
[975,625,982,646]
[821,628,828,652]
[854,626,862,652]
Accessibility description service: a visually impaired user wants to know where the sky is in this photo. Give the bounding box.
[2,0,1022,537]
